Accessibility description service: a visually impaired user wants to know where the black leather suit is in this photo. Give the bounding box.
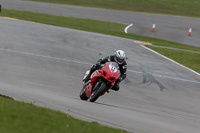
[86,55,127,91]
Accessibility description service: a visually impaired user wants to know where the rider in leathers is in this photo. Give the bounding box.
[83,50,127,91]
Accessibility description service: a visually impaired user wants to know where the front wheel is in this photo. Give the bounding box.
[80,87,88,100]
[89,81,107,102]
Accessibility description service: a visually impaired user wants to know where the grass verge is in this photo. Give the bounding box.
[1,8,200,74]
[0,94,127,133]
[27,0,200,18]
[0,7,199,133]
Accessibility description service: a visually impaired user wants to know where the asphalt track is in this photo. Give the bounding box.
[1,17,200,133]
[1,0,200,47]
[1,1,200,133]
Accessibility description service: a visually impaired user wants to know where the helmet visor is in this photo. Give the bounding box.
[117,58,124,63]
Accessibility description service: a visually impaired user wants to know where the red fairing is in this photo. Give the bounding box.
[85,70,101,98]
[85,62,120,98]
[101,62,120,83]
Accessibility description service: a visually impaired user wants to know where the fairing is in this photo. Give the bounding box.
[85,62,120,98]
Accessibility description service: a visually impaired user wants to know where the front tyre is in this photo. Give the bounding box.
[80,87,88,100]
[89,81,107,102]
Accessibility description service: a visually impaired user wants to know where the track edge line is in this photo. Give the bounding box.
[141,45,200,76]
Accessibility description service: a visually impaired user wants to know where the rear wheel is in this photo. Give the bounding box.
[89,81,107,102]
[80,86,88,100]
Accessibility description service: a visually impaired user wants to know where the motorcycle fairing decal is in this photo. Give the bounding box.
[109,64,118,73]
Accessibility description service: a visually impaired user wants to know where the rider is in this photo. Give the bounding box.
[83,50,127,91]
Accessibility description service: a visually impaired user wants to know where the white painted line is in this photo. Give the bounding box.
[1,47,199,83]
[0,48,91,65]
[141,45,200,76]
[124,23,133,33]
[127,69,143,74]
[20,80,57,89]
[128,69,200,84]
[152,73,200,84]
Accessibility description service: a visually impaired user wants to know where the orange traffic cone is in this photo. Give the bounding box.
[152,23,156,32]
[188,27,192,36]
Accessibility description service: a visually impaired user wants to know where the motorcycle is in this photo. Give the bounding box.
[80,62,120,102]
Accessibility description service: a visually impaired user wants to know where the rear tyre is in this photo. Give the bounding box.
[89,81,107,102]
[80,87,88,100]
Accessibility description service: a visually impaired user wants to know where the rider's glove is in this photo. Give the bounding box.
[117,77,123,83]
[95,62,101,68]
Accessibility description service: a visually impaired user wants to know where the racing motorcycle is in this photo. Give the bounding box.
[80,62,120,102]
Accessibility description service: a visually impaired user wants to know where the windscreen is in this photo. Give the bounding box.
[109,62,119,73]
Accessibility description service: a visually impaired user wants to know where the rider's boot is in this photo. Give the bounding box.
[83,64,97,82]
[83,70,90,82]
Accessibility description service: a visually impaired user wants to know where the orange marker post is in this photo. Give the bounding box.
[152,23,156,32]
[188,27,192,36]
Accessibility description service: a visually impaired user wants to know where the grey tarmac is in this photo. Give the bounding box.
[0,17,200,133]
[1,0,200,47]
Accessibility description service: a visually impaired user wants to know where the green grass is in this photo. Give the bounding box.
[1,8,200,74]
[0,94,127,133]
[28,0,200,17]
[0,7,199,133]
[1,9,200,52]
[1,9,125,37]
[1,4,200,133]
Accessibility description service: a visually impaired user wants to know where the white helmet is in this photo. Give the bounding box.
[114,50,126,65]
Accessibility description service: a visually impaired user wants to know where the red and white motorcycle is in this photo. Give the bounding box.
[80,62,120,102]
